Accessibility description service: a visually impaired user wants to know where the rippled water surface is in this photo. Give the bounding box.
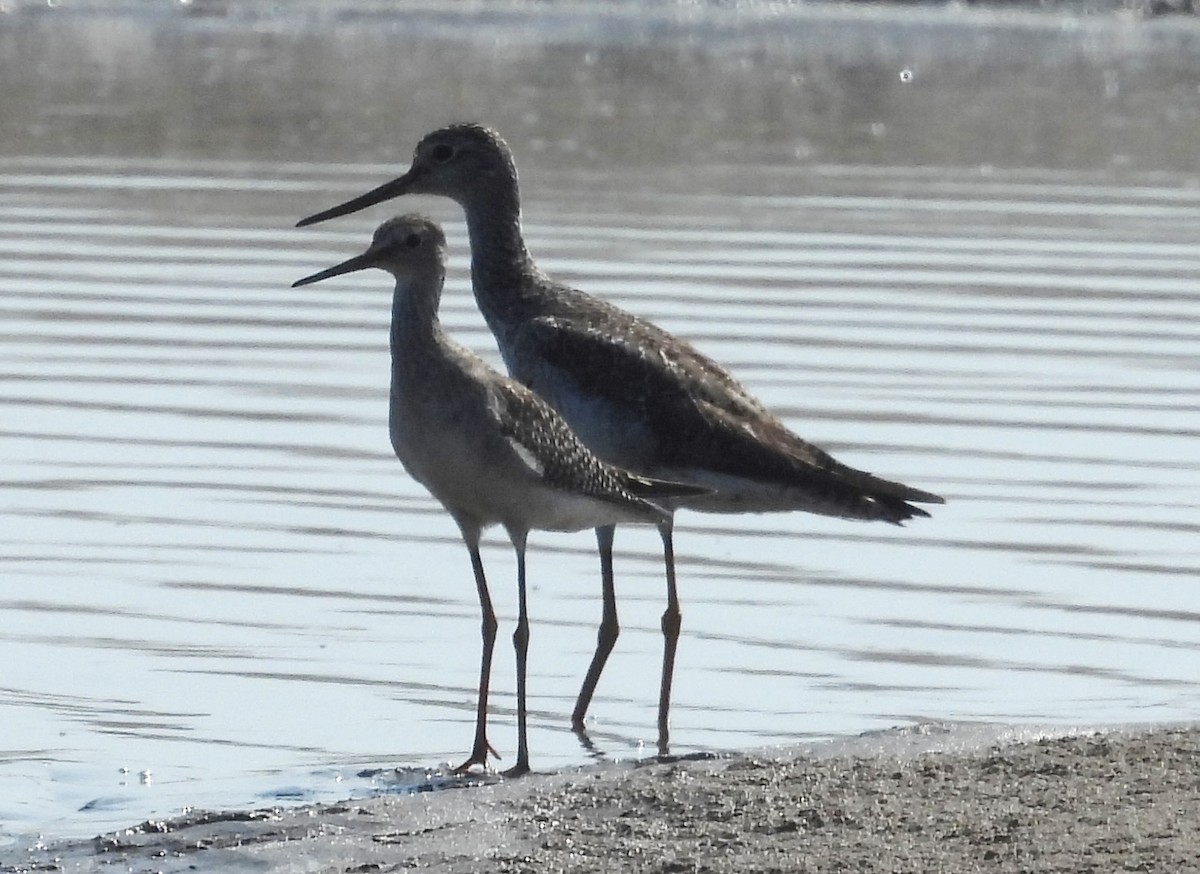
[2,1,1199,841]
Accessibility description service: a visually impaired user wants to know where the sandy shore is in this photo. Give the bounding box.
[4,723,1197,873]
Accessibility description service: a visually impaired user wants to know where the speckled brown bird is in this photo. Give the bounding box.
[298,125,944,756]
[293,214,702,777]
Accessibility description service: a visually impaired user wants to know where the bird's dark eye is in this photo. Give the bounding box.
[430,143,454,163]
[404,233,423,248]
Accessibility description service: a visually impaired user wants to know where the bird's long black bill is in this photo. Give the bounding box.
[292,250,377,287]
[295,170,417,228]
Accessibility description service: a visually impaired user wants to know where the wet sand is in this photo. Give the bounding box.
[5,723,1196,873]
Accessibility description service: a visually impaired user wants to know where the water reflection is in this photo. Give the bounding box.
[1,0,1198,843]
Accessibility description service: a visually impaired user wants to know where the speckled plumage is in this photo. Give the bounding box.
[299,124,942,522]
[297,124,944,753]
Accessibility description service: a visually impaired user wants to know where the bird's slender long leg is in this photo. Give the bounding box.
[572,524,618,732]
[504,528,532,777]
[453,520,499,773]
[656,515,679,758]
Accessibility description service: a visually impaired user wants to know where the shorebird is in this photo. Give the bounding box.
[297,124,944,755]
[293,214,702,776]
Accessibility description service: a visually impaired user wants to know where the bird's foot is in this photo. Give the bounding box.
[501,760,531,779]
[452,739,500,775]
[572,721,603,758]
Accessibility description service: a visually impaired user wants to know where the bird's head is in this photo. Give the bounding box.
[296,123,516,227]
[292,213,446,288]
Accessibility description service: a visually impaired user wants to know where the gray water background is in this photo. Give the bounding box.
[1,1,1199,840]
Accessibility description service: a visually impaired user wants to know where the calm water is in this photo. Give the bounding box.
[2,1,1199,842]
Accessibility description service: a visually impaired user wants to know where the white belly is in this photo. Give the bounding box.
[389,389,654,535]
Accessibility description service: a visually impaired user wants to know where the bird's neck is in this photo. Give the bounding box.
[462,181,545,331]
[389,278,443,378]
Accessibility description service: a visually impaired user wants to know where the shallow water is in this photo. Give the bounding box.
[2,1,1199,842]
